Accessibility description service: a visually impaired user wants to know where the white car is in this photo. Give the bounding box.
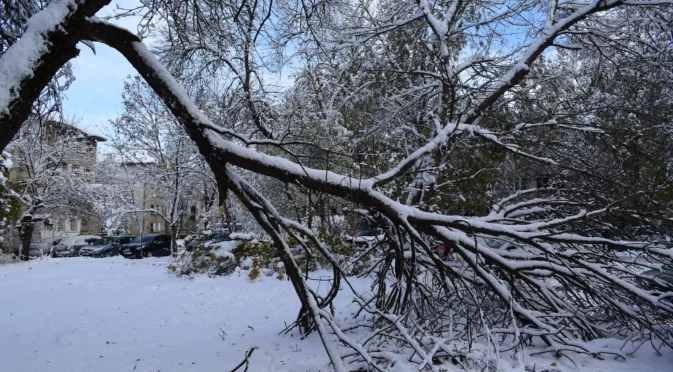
[15,236,67,257]
[51,235,102,257]
[352,230,385,247]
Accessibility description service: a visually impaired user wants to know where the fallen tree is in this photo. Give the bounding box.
[1,0,672,370]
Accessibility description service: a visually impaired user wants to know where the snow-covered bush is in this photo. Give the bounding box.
[0,252,17,265]
[169,239,281,279]
[169,245,238,277]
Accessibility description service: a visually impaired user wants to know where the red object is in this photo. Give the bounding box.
[438,241,457,257]
[438,244,448,256]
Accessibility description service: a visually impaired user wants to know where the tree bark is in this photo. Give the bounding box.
[170,225,179,256]
[20,239,31,261]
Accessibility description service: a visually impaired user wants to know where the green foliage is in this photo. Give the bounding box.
[172,245,237,277]
[173,240,278,279]
[248,258,261,280]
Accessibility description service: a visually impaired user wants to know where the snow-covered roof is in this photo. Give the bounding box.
[69,122,107,142]
[48,120,107,142]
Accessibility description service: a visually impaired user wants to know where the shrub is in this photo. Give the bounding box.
[170,230,367,278]
[171,245,238,277]
[172,239,279,278]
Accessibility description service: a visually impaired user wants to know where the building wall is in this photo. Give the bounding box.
[118,161,204,237]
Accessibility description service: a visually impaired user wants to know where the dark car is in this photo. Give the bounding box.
[80,235,135,257]
[201,233,232,250]
[186,232,231,251]
[185,234,211,251]
[119,234,171,259]
[639,265,673,289]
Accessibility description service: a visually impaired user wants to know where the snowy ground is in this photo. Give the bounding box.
[1,257,671,372]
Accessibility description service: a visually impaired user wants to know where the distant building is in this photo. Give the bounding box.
[111,152,202,237]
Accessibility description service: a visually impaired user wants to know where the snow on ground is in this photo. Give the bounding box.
[0,257,342,372]
[0,257,672,372]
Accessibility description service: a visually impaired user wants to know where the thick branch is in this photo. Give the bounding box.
[0,0,110,151]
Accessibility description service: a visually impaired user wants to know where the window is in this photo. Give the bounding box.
[536,175,551,189]
[190,206,197,221]
[131,235,156,244]
[507,177,525,192]
[72,165,80,172]
[150,222,163,233]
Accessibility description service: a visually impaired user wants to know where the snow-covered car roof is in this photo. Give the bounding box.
[59,235,102,245]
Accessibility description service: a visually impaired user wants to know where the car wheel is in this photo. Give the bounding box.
[103,252,112,257]
[146,251,153,257]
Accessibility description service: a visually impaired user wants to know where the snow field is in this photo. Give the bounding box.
[0,257,671,372]
[0,257,340,371]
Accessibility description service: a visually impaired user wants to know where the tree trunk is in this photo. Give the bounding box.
[170,225,179,257]
[20,239,31,261]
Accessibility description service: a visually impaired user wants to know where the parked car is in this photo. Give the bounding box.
[481,236,518,251]
[13,236,65,258]
[352,229,385,247]
[201,232,233,250]
[185,234,211,251]
[119,234,171,259]
[79,235,135,257]
[187,232,232,251]
[51,235,102,257]
[639,265,673,289]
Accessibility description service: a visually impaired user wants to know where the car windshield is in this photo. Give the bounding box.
[486,239,506,249]
[92,237,114,245]
[130,235,156,244]
[212,233,231,242]
[662,264,673,275]
[356,231,376,237]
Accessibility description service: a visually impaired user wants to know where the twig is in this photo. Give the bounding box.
[230,347,256,372]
